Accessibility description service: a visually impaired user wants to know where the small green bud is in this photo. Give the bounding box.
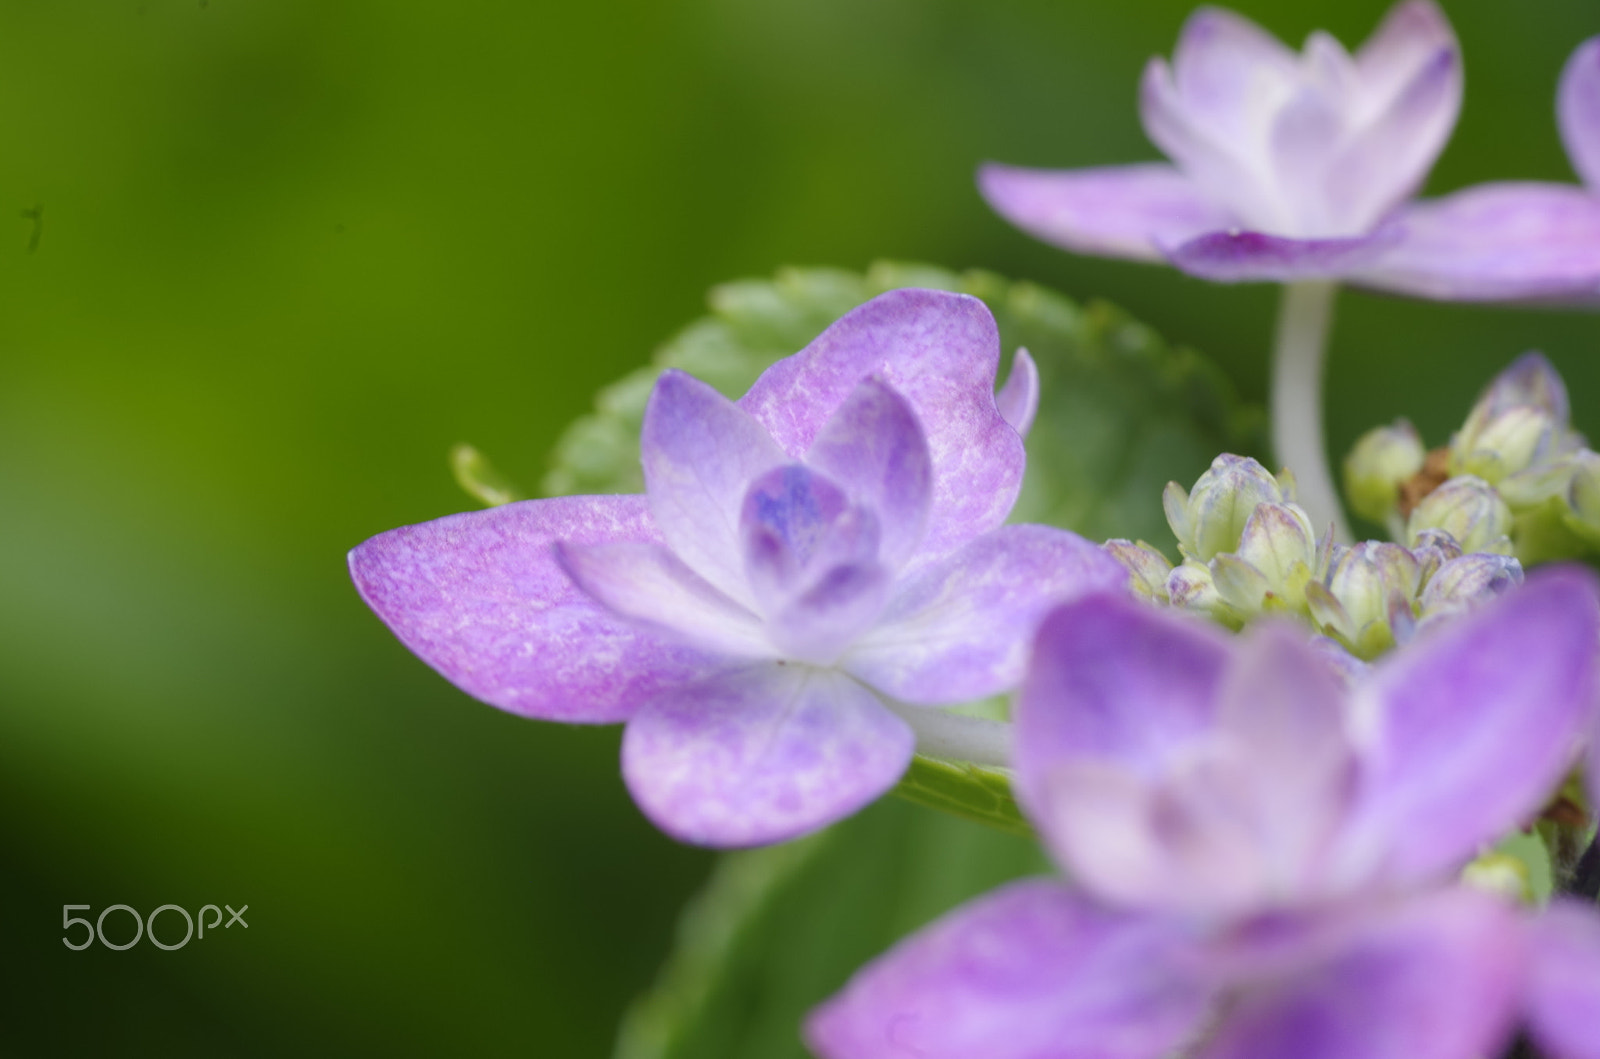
[1344,420,1425,527]
[1460,851,1534,903]
[1102,540,1173,603]
[1308,541,1421,658]
[451,443,524,507]
[1213,502,1321,615]
[1166,559,1242,627]
[1565,450,1600,537]
[1406,476,1513,555]
[1164,455,1290,561]
[1451,352,1581,483]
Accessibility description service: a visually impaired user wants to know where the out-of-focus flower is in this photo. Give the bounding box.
[980,3,1600,298]
[348,290,1124,848]
[1344,418,1425,534]
[1406,475,1515,554]
[808,573,1600,1059]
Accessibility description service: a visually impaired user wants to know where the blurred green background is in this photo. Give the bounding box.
[2,0,1598,1053]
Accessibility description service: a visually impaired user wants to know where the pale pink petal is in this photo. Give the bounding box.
[621,663,911,847]
[348,495,710,724]
[806,878,1214,1059]
[1354,1,1457,102]
[978,163,1232,262]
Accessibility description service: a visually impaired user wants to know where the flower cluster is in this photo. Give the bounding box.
[1107,453,1521,658]
[346,3,1600,1057]
[1348,351,1600,564]
[351,289,1123,848]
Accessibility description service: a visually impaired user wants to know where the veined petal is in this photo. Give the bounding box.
[1332,567,1600,890]
[1355,0,1457,103]
[555,539,773,658]
[620,663,912,847]
[1164,227,1397,283]
[805,878,1214,1059]
[977,163,1232,262]
[1197,889,1522,1059]
[1170,6,1297,126]
[843,525,1127,705]
[1558,37,1600,191]
[348,495,710,724]
[995,347,1040,439]
[1523,900,1600,1059]
[641,369,786,608]
[1329,46,1459,233]
[739,289,1024,562]
[805,377,933,570]
[1358,183,1600,301]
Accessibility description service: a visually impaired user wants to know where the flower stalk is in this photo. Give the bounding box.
[1271,280,1351,543]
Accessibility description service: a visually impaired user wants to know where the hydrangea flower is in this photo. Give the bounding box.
[978,2,1600,297]
[808,570,1600,1058]
[349,289,1124,847]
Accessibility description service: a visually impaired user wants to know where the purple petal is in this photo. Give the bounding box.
[1355,1,1457,101]
[1330,45,1459,232]
[739,289,1025,561]
[1169,7,1296,138]
[1029,624,1356,916]
[1014,594,1229,835]
[641,369,786,608]
[349,495,710,724]
[1164,227,1398,283]
[1523,900,1600,1059]
[1197,888,1522,1059]
[1559,37,1600,190]
[555,539,772,658]
[805,878,1214,1059]
[842,525,1127,705]
[1359,183,1600,300]
[620,663,911,847]
[804,377,933,569]
[1140,58,1276,226]
[1332,567,1600,890]
[995,347,1039,439]
[977,163,1231,262]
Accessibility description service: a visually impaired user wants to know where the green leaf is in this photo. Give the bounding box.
[612,798,1050,1059]
[550,263,1262,1059]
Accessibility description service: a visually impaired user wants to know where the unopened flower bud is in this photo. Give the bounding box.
[1566,450,1600,539]
[1408,528,1462,582]
[1344,420,1425,527]
[1102,540,1173,603]
[1419,553,1523,618]
[1211,502,1321,615]
[1307,541,1421,658]
[1460,851,1534,903]
[1165,560,1240,627]
[1163,454,1289,561]
[1451,352,1581,483]
[1406,476,1513,555]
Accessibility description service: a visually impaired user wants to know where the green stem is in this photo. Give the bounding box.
[1270,281,1351,542]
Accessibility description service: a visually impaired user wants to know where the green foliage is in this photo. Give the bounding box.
[578,264,1261,1059]
[613,799,1050,1059]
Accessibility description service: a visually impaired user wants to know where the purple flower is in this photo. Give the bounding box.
[349,289,1124,848]
[979,3,1600,298]
[808,569,1600,1058]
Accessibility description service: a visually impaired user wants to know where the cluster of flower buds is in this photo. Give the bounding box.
[1346,353,1600,562]
[1108,453,1523,659]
